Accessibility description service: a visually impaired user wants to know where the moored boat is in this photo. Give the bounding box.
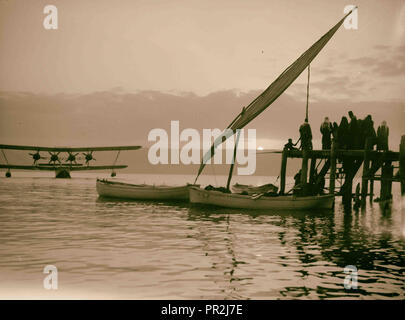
[96,179,195,201]
[189,186,334,210]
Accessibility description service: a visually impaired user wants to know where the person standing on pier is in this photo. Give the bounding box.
[362,115,377,149]
[320,117,332,149]
[377,120,389,151]
[348,111,360,149]
[299,119,313,150]
[337,116,351,181]
[338,116,349,149]
[332,122,339,142]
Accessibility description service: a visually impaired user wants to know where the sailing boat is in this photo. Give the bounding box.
[189,9,356,210]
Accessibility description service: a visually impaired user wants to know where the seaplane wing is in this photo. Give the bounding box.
[0,144,141,178]
[0,164,127,171]
[69,165,127,171]
[0,144,141,152]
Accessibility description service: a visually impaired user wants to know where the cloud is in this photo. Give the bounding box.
[348,45,405,77]
[1,89,404,151]
[286,75,364,101]
[284,45,405,102]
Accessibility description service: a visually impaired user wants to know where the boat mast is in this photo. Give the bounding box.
[226,129,242,191]
[305,65,310,121]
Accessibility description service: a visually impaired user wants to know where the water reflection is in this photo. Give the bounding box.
[0,176,404,299]
[186,201,405,299]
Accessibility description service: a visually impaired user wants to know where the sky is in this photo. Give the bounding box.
[0,0,404,165]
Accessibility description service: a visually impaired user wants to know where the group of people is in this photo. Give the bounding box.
[284,111,390,152]
[319,111,389,151]
[285,111,390,198]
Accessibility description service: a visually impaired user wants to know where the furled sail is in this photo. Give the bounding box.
[195,9,356,182]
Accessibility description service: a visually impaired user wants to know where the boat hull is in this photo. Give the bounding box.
[96,179,193,200]
[189,187,334,210]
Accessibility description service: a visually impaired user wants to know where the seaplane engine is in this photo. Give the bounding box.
[48,152,61,165]
[29,151,42,164]
[67,152,79,164]
[83,151,96,165]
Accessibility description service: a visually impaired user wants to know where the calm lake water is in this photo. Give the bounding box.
[0,172,404,299]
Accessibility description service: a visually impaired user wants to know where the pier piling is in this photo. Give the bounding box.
[369,179,374,203]
[329,140,337,195]
[279,134,402,208]
[361,138,372,206]
[301,149,309,194]
[400,135,405,196]
[280,150,287,195]
[380,161,393,201]
[309,157,316,185]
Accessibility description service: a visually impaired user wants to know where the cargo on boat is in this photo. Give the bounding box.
[231,183,278,195]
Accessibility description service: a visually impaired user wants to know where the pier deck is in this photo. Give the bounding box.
[276,135,405,209]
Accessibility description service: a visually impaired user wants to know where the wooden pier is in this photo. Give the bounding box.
[278,135,405,209]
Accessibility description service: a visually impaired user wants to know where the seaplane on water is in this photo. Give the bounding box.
[0,144,141,178]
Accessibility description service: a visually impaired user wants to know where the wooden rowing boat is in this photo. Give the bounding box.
[189,186,334,210]
[96,179,195,201]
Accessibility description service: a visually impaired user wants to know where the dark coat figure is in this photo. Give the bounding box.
[299,120,313,150]
[337,116,349,149]
[320,117,332,149]
[294,170,301,186]
[316,174,325,195]
[348,111,360,149]
[332,122,339,142]
[377,121,389,151]
[357,118,365,148]
[362,115,377,149]
[293,170,302,195]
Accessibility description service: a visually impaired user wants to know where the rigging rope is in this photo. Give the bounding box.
[111,150,121,176]
[112,150,121,166]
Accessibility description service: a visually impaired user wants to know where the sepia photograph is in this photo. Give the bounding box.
[0,0,404,307]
